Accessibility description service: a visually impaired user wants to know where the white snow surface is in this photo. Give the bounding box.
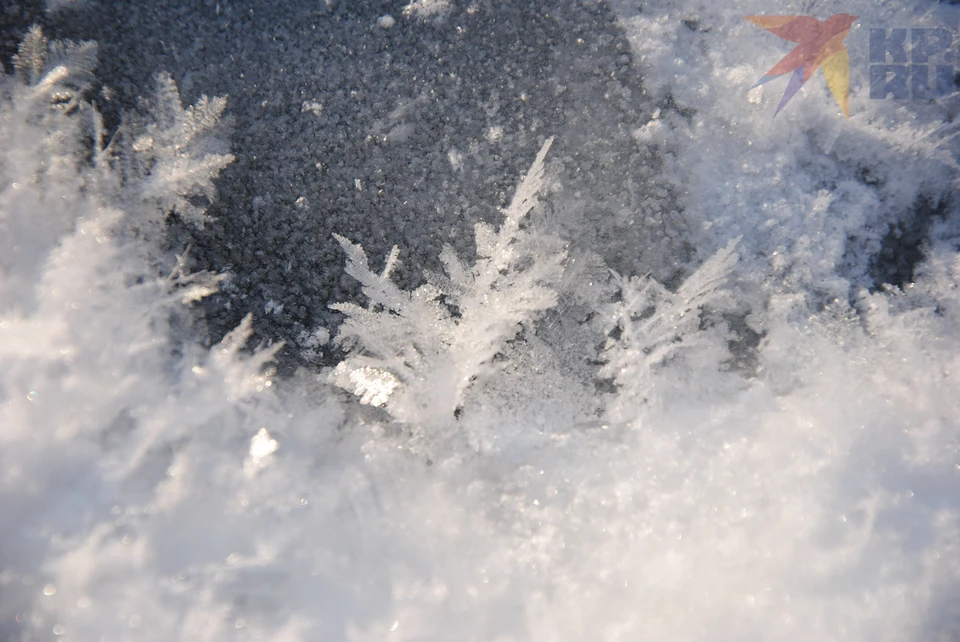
[2,1,960,641]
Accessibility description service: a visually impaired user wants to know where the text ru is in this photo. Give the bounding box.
[870,28,958,99]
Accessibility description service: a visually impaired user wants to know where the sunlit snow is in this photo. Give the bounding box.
[1,1,959,641]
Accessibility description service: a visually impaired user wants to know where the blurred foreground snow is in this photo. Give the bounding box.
[1,1,960,640]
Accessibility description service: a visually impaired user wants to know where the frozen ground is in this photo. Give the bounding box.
[1,0,960,640]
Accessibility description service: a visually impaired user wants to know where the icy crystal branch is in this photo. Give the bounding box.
[126,72,234,228]
[331,137,564,431]
[601,238,740,424]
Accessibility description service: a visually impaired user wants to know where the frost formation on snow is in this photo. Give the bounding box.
[331,138,565,432]
[2,5,960,641]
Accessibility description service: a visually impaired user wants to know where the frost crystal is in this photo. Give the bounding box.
[602,238,740,423]
[402,0,451,19]
[126,72,235,228]
[12,26,49,86]
[245,428,279,476]
[333,363,400,407]
[330,138,563,431]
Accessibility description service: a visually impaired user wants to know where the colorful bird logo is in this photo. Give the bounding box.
[745,14,858,118]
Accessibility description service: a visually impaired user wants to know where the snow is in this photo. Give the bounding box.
[1,1,959,641]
